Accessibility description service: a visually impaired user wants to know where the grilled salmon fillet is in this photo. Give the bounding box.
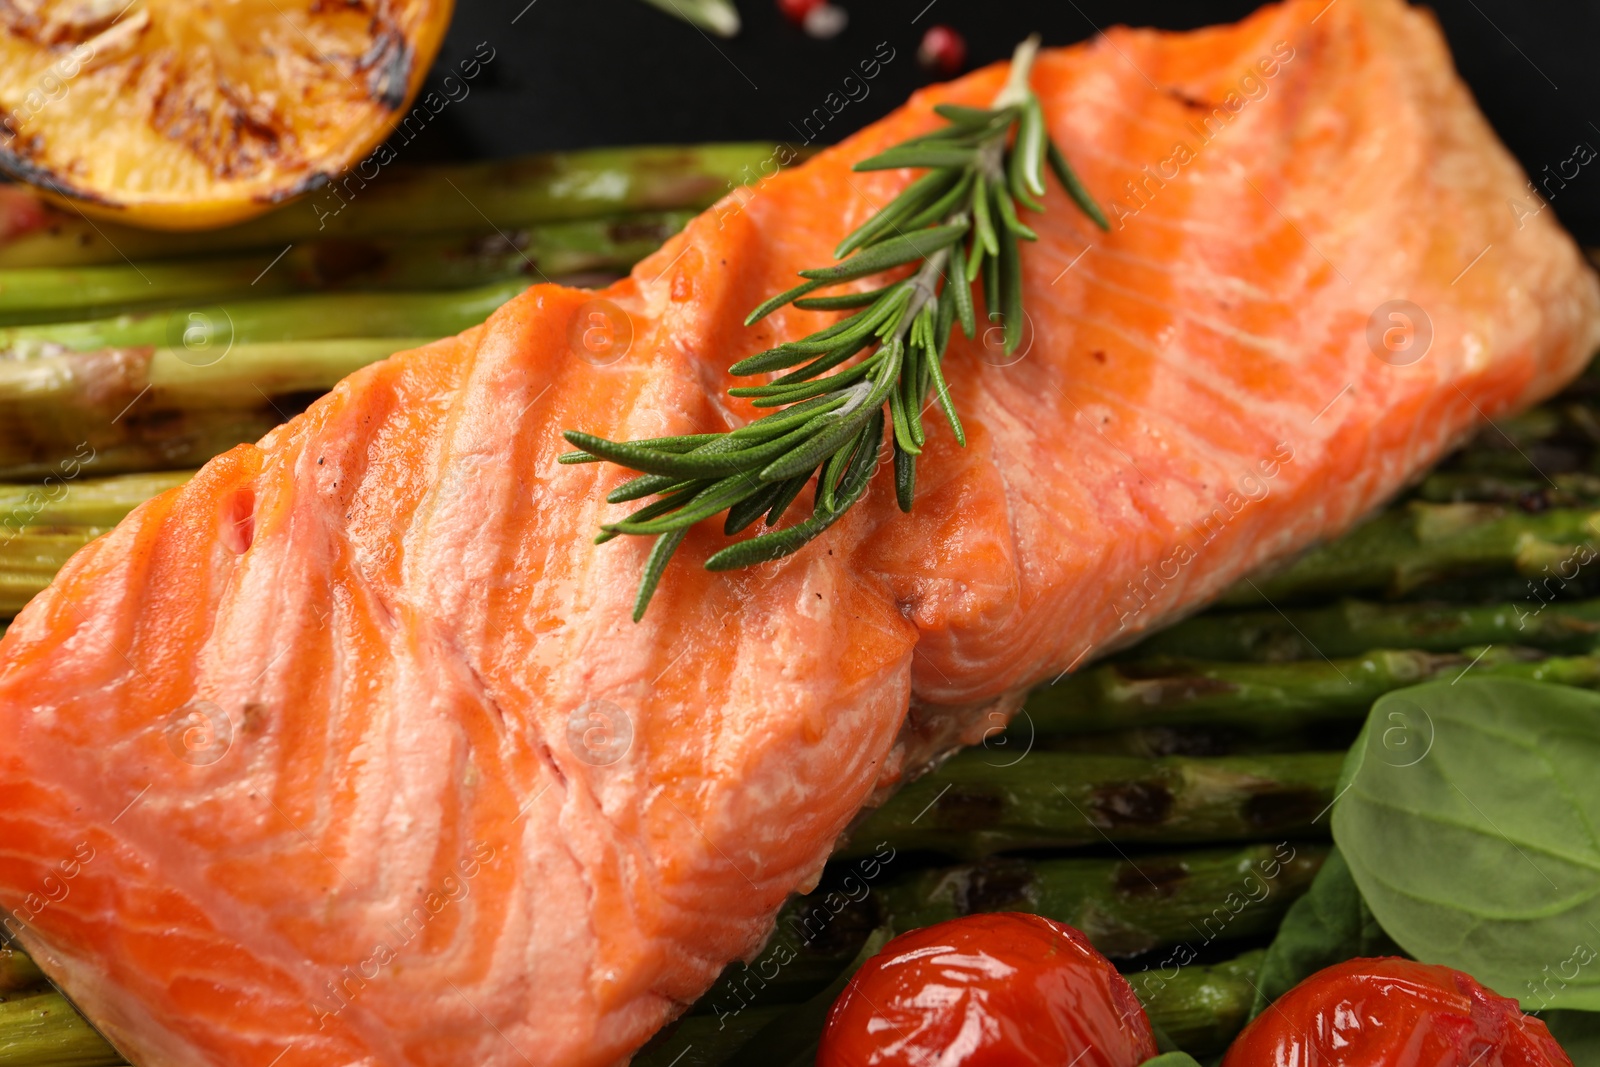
[2,1,1597,1064]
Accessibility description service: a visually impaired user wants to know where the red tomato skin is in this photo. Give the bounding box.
[1223,958,1574,1067]
[817,912,1160,1067]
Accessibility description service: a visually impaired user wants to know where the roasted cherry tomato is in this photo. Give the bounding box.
[1224,958,1574,1067]
[818,913,1159,1067]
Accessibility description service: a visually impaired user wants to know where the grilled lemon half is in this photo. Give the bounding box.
[0,0,454,230]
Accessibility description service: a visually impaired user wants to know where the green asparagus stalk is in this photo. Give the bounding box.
[0,946,44,994]
[0,260,295,326]
[1425,396,1600,472]
[1,528,107,615]
[0,472,193,613]
[876,843,1327,960]
[0,472,190,529]
[0,337,429,408]
[1399,379,1600,497]
[2,410,281,485]
[1,205,693,480]
[839,750,1342,860]
[1127,950,1266,1057]
[1415,471,1600,510]
[0,339,429,482]
[1131,597,1600,662]
[0,991,121,1067]
[0,284,523,356]
[1043,726,1326,758]
[0,213,691,329]
[1221,502,1600,606]
[0,145,777,269]
[1451,405,1565,450]
[1406,373,1600,470]
[1027,647,1600,736]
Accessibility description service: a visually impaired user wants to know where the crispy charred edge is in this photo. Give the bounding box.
[6,133,327,209]
[358,25,415,110]
[0,148,119,209]
[255,170,334,205]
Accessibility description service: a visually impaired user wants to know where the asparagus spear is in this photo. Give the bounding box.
[0,472,190,528]
[1043,726,1325,758]
[0,472,192,613]
[0,336,429,408]
[0,945,44,994]
[1221,502,1600,606]
[876,843,1327,960]
[0,145,776,269]
[1027,647,1600,736]
[0,990,121,1067]
[1424,397,1600,475]
[0,207,690,479]
[0,339,428,481]
[1393,380,1600,500]
[0,213,691,329]
[1437,419,1597,480]
[0,284,523,356]
[0,260,296,326]
[1415,471,1600,510]
[1446,405,1565,450]
[1,408,281,485]
[1127,950,1266,1057]
[1131,597,1600,662]
[839,750,1342,860]
[1,528,107,614]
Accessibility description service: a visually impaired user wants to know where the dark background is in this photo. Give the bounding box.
[407,0,1600,244]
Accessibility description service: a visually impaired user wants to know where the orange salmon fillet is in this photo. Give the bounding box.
[2,1,1597,1065]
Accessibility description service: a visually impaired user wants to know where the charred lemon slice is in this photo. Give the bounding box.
[0,0,453,230]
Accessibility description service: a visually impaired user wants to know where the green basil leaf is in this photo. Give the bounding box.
[1333,678,1600,1010]
[1249,847,1400,1018]
[1139,1054,1205,1067]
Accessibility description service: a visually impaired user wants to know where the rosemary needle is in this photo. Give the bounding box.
[563,35,1108,620]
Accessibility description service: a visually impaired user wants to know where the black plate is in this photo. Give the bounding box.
[408,0,1600,244]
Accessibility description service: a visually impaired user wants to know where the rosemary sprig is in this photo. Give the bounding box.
[563,36,1107,620]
